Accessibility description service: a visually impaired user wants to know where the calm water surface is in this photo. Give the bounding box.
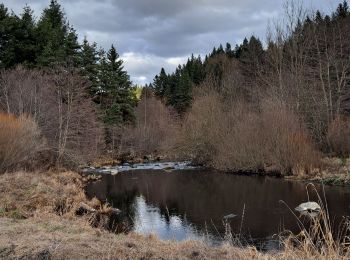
[85,169,350,249]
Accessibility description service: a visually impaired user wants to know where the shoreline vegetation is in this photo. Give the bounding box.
[1,0,350,179]
[1,0,350,259]
[88,155,350,186]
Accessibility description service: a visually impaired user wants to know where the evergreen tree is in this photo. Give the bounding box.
[162,67,193,114]
[64,25,80,66]
[36,0,78,67]
[315,10,323,23]
[234,38,249,58]
[217,44,224,54]
[335,0,349,18]
[17,5,37,67]
[225,42,235,58]
[239,36,264,71]
[99,45,135,125]
[0,4,14,68]
[174,71,193,113]
[153,67,168,98]
[80,37,99,94]
[185,54,204,85]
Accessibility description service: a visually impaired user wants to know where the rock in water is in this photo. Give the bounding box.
[111,169,118,175]
[295,201,321,218]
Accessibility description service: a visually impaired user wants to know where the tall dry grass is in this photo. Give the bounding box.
[0,113,42,173]
[279,184,350,259]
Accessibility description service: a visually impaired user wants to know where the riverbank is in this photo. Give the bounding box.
[89,154,350,186]
[284,157,350,186]
[0,170,349,259]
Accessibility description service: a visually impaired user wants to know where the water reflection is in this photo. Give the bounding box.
[132,196,207,242]
[86,169,350,248]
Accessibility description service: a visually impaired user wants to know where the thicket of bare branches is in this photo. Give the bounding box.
[0,67,104,168]
[327,115,350,157]
[176,87,320,175]
[0,114,42,173]
[264,1,350,149]
[111,89,178,157]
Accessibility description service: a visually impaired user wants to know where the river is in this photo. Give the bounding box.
[85,167,350,250]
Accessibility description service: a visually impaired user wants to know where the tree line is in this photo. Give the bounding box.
[0,0,136,126]
[151,1,350,155]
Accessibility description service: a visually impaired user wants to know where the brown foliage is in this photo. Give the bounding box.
[177,89,320,175]
[0,67,105,167]
[112,90,178,156]
[0,114,42,173]
[327,115,350,157]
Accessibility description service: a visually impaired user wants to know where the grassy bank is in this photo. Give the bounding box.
[1,171,349,259]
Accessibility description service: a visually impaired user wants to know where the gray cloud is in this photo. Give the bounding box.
[2,0,336,84]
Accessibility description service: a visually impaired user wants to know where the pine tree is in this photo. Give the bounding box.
[80,37,99,94]
[335,0,349,18]
[315,10,324,24]
[99,45,135,125]
[235,38,249,59]
[64,25,80,66]
[225,42,235,58]
[36,0,77,67]
[0,4,13,68]
[174,71,192,113]
[17,5,37,67]
[217,44,224,54]
[184,54,204,85]
[153,67,168,98]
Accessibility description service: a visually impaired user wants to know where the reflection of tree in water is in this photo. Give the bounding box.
[107,189,139,233]
[86,170,350,244]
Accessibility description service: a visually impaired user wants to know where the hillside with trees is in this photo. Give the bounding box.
[0,0,138,168]
[1,0,350,175]
[2,1,350,259]
[146,1,350,175]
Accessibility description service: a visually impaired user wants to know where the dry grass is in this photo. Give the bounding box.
[0,216,266,260]
[0,171,85,218]
[0,212,349,259]
[279,184,350,259]
[0,171,349,259]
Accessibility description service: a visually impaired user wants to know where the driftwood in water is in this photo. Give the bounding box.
[75,202,123,231]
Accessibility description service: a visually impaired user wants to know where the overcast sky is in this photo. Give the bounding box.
[2,0,339,85]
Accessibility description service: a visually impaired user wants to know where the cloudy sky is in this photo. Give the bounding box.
[2,0,338,85]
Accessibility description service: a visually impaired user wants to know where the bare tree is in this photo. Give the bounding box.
[0,67,105,167]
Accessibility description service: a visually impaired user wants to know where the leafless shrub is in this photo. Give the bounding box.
[114,90,179,157]
[175,88,223,164]
[0,114,42,173]
[177,88,320,175]
[0,67,105,168]
[327,115,350,157]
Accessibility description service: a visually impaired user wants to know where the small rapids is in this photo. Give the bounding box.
[82,161,198,175]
